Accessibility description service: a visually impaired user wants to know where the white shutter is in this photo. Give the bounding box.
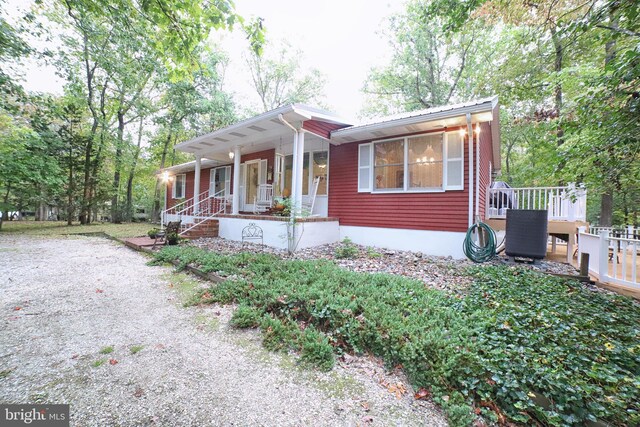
[358,143,372,192]
[445,133,464,190]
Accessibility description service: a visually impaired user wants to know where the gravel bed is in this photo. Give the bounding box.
[190,237,581,293]
[0,234,447,426]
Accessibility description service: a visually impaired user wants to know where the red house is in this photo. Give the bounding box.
[161,97,502,257]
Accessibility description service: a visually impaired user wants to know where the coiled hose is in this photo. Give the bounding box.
[463,222,497,263]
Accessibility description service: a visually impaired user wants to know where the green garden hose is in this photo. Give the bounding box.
[463,222,497,263]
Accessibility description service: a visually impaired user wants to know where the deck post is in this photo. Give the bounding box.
[193,155,201,213]
[232,146,241,214]
[599,230,610,282]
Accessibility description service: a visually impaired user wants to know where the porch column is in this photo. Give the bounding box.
[232,146,241,214]
[194,155,201,212]
[294,129,305,215]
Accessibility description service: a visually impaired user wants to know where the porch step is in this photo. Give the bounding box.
[181,219,219,239]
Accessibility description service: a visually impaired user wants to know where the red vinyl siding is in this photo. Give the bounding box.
[477,122,493,221]
[166,148,276,207]
[329,125,494,233]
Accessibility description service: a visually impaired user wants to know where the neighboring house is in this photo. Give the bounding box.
[160,96,586,258]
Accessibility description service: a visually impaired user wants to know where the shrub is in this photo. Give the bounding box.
[151,246,640,426]
[334,237,359,259]
[147,228,160,238]
[300,326,335,371]
[230,305,261,328]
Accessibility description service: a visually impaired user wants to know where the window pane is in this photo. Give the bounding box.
[374,139,404,190]
[284,155,293,195]
[448,133,463,158]
[447,159,463,187]
[359,144,371,167]
[175,175,185,198]
[358,168,370,190]
[313,151,328,195]
[408,134,443,189]
[213,168,226,194]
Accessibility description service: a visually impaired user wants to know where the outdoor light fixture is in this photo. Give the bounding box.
[475,125,481,135]
[459,128,467,136]
[161,171,170,182]
[229,151,234,159]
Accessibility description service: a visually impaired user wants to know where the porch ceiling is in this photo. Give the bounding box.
[175,104,352,161]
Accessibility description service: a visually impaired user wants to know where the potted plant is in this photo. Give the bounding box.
[147,228,160,239]
[166,232,179,245]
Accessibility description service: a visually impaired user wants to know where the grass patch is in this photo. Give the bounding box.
[99,346,114,355]
[0,369,13,378]
[130,345,144,355]
[91,359,106,368]
[162,272,203,304]
[0,220,151,238]
[152,247,640,426]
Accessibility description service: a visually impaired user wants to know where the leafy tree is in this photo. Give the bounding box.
[363,1,493,115]
[246,40,326,112]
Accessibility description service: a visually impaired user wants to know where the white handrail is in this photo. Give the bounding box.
[179,189,227,235]
[486,184,586,221]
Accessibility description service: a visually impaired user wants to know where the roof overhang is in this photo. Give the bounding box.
[330,96,499,144]
[157,159,220,175]
[174,104,352,161]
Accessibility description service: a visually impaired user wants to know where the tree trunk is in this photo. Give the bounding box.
[151,131,173,222]
[111,110,125,223]
[67,145,74,226]
[124,118,144,222]
[599,7,618,227]
[600,193,613,227]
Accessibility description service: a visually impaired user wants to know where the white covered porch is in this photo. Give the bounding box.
[160,104,351,248]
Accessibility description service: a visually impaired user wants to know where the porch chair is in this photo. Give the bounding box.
[253,184,274,214]
[152,220,181,249]
[301,177,320,217]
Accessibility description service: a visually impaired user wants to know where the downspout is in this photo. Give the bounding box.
[475,125,480,219]
[466,113,474,228]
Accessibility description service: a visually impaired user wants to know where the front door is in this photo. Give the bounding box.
[242,159,267,212]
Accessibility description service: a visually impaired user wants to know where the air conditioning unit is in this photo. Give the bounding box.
[505,209,548,260]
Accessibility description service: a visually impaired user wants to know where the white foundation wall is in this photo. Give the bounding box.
[339,225,466,259]
[218,217,339,251]
[294,221,340,250]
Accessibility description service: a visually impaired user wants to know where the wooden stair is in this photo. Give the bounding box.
[181,219,219,239]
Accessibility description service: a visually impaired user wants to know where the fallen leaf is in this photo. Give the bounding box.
[386,382,407,399]
[155,344,165,350]
[71,354,79,360]
[109,359,118,365]
[13,306,21,311]
[360,401,370,411]
[96,289,104,293]
[361,416,373,424]
[414,388,431,400]
[133,386,144,398]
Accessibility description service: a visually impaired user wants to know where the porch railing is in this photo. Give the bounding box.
[161,189,228,234]
[486,184,587,221]
[578,229,639,289]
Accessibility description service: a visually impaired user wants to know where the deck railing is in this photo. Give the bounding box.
[579,228,639,288]
[486,184,586,221]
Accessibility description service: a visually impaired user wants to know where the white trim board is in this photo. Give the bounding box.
[340,225,466,259]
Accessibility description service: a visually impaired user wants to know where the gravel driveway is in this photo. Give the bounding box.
[0,235,447,426]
